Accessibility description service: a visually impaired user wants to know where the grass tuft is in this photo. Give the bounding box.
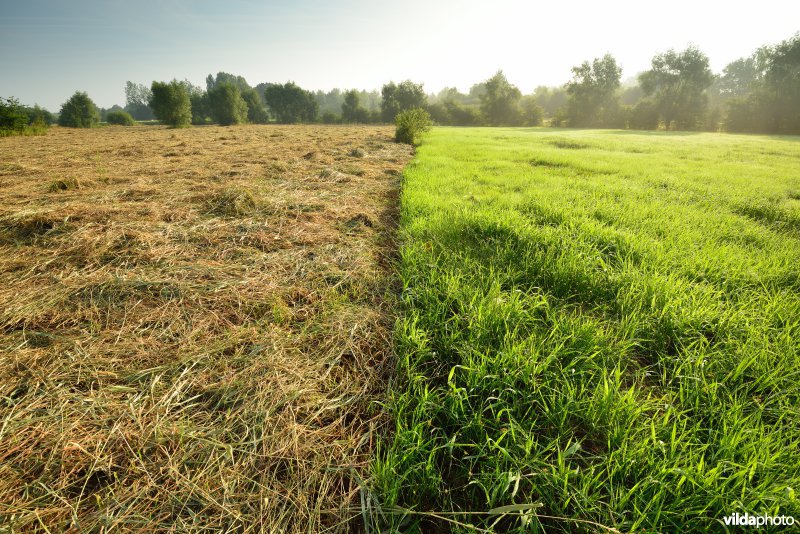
[207,187,258,216]
[48,177,81,192]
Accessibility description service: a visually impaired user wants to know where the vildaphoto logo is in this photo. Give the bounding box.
[722,513,796,528]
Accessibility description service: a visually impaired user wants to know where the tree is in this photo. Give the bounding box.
[721,34,800,134]
[208,83,249,125]
[639,46,713,130]
[149,80,191,127]
[24,104,54,126]
[58,91,100,128]
[342,89,369,123]
[718,54,766,100]
[479,70,522,125]
[263,82,318,123]
[381,80,425,122]
[565,54,622,127]
[761,33,800,133]
[206,72,250,92]
[520,95,543,126]
[241,87,269,123]
[124,82,154,120]
[533,86,568,118]
[0,97,29,134]
[207,72,267,123]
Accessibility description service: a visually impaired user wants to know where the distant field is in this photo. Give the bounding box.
[376,128,800,531]
[0,125,411,531]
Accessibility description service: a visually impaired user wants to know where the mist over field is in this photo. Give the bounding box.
[1,1,799,532]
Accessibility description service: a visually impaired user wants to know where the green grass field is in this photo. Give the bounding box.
[373,128,800,532]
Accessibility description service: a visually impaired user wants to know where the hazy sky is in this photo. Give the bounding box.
[1,0,798,110]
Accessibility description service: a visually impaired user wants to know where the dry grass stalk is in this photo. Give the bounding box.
[0,124,412,532]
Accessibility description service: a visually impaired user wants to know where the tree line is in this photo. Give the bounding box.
[2,33,797,135]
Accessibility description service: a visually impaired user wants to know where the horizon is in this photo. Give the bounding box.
[1,0,798,111]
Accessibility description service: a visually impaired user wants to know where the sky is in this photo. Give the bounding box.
[1,0,798,111]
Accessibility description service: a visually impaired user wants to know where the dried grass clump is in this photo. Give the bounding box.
[48,177,81,192]
[208,187,258,216]
[0,124,412,532]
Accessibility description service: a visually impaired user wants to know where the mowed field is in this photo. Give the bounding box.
[0,125,411,531]
[375,128,800,532]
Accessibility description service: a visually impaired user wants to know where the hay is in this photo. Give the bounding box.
[0,124,411,532]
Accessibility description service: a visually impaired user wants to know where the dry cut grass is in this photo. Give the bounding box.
[0,125,412,532]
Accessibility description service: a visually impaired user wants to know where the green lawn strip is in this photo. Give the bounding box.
[372,128,800,532]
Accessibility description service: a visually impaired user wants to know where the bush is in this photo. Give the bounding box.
[106,110,136,126]
[0,97,29,135]
[58,92,100,128]
[395,108,432,145]
[149,81,192,128]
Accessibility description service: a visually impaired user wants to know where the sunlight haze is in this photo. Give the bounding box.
[1,0,798,110]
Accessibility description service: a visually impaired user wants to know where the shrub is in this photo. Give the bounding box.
[149,81,192,128]
[106,110,136,126]
[0,97,29,135]
[24,105,54,126]
[58,92,100,128]
[395,108,432,145]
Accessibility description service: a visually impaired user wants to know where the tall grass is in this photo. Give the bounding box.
[373,128,800,532]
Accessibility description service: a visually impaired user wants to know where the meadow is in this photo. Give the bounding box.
[0,125,411,532]
[374,128,800,532]
[2,124,799,533]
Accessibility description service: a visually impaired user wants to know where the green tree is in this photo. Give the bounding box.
[208,83,249,125]
[58,91,100,128]
[23,104,54,126]
[479,70,522,125]
[0,97,29,133]
[533,86,568,118]
[565,54,622,127]
[206,72,250,92]
[639,46,714,130]
[262,82,318,123]
[241,87,269,123]
[124,82,154,120]
[761,33,800,133]
[207,73,268,124]
[381,80,426,122]
[149,80,192,127]
[341,89,369,123]
[520,95,543,126]
[720,34,800,134]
